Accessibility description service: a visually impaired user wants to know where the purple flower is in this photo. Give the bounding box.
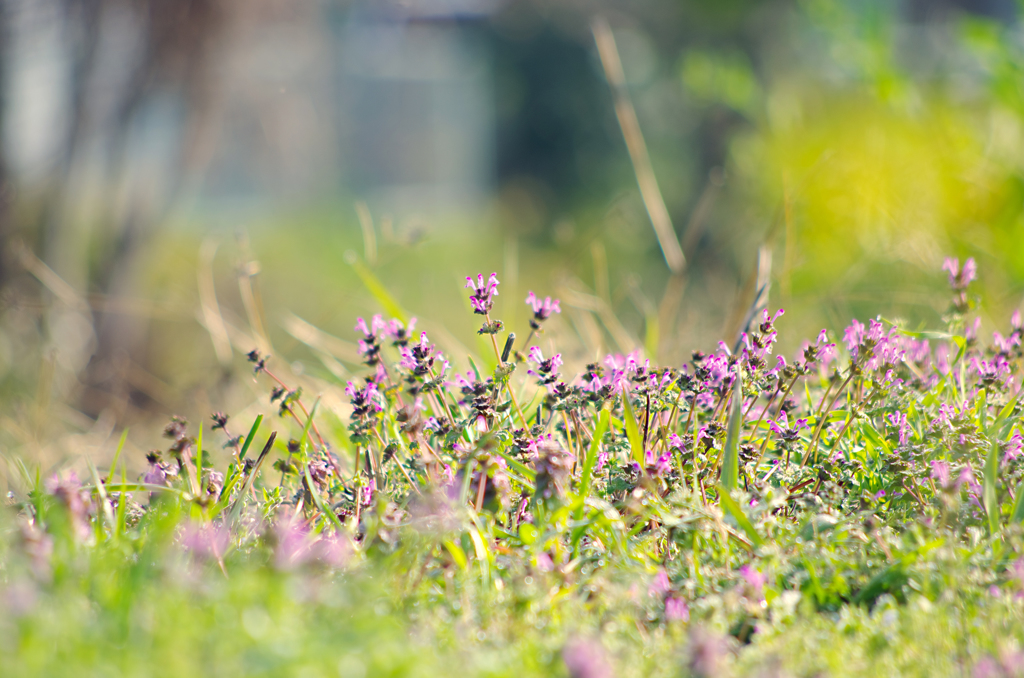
[929,462,950,489]
[525,291,561,326]
[695,426,714,447]
[766,355,787,378]
[769,411,808,442]
[345,381,383,418]
[844,318,905,372]
[944,257,977,290]
[887,411,910,446]
[649,570,671,597]
[179,522,230,561]
[18,523,53,579]
[665,596,690,622]
[739,564,766,598]
[957,464,982,495]
[274,522,351,570]
[972,355,1012,390]
[399,331,443,379]
[966,317,981,341]
[354,314,386,337]
[972,649,1024,678]
[3,581,39,618]
[273,521,312,570]
[562,639,613,678]
[45,472,91,540]
[844,319,865,353]
[1010,557,1024,591]
[687,628,729,678]
[466,273,500,315]
[398,347,417,372]
[360,478,376,507]
[993,330,1021,355]
[144,462,169,487]
[527,347,563,387]
[1005,430,1024,465]
[354,315,387,366]
[384,317,417,346]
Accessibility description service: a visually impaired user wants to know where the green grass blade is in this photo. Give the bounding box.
[721,371,743,492]
[116,461,129,537]
[238,414,264,460]
[495,449,536,481]
[228,432,278,525]
[1011,479,1024,525]
[196,422,204,489]
[984,434,1001,535]
[303,462,343,532]
[348,256,408,322]
[107,429,129,478]
[86,459,115,538]
[443,539,468,570]
[643,313,659,362]
[299,397,322,461]
[579,405,610,498]
[718,485,763,548]
[621,388,644,466]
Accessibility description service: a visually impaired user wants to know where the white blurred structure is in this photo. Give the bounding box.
[1,0,500,221]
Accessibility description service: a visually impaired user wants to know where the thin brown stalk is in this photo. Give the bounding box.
[752,375,800,472]
[484,313,528,429]
[801,372,857,466]
[592,17,685,275]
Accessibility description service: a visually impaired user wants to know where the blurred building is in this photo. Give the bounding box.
[2,0,502,223]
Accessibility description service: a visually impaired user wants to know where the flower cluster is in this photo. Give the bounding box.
[525,291,560,330]
[769,411,809,443]
[843,318,904,374]
[944,256,977,313]
[466,273,500,315]
[345,380,383,420]
[527,347,562,386]
[355,315,387,366]
[397,332,449,400]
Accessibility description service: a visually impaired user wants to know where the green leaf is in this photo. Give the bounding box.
[494,449,536,484]
[621,388,645,466]
[116,461,129,537]
[443,539,469,570]
[88,481,182,495]
[718,486,763,548]
[467,355,483,382]
[950,336,967,368]
[579,405,610,498]
[518,523,539,545]
[298,397,321,461]
[348,256,408,322]
[644,314,659,363]
[304,459,343,532]
[196,422,204,484]
[107,429,129,479]
[721,371,743,492]
[861,422,892,456]
[1011,479,1024,525]
[238,414,263,461]
[984,434,1001,535]
[86,459,116,536]
[228,432,278,525]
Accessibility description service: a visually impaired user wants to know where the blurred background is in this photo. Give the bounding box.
[2,0,1024,467]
